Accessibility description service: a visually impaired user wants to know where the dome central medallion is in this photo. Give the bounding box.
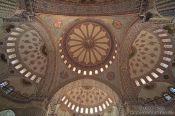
[83,38,95,49]
[59,19,117,75]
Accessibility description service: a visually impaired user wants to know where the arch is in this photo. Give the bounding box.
[48,79,122,115]
[33,17,57,96]
[51,79,120,104]
[103,106,120,116]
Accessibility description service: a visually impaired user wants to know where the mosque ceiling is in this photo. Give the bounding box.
[1,14,174,94]
[0,0,175,115]
[0,13,175,114]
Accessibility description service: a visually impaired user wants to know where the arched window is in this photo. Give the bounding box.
[0,81,14,95]
[0,81,8,88]
[0,110,15,116]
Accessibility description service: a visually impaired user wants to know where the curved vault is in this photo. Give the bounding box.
[128,25,174,86]
[49,79,121,115]
[6,24,48,83]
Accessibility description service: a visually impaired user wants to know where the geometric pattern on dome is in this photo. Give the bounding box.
[60,86,113,115]
[130,30,161,78]
[59,19,117,76]
[129,28,174,86]
[6,24,48,83]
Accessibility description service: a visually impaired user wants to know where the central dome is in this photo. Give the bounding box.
[59,19,117,75]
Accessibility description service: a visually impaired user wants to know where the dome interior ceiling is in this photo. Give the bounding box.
[1,0,175,114]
